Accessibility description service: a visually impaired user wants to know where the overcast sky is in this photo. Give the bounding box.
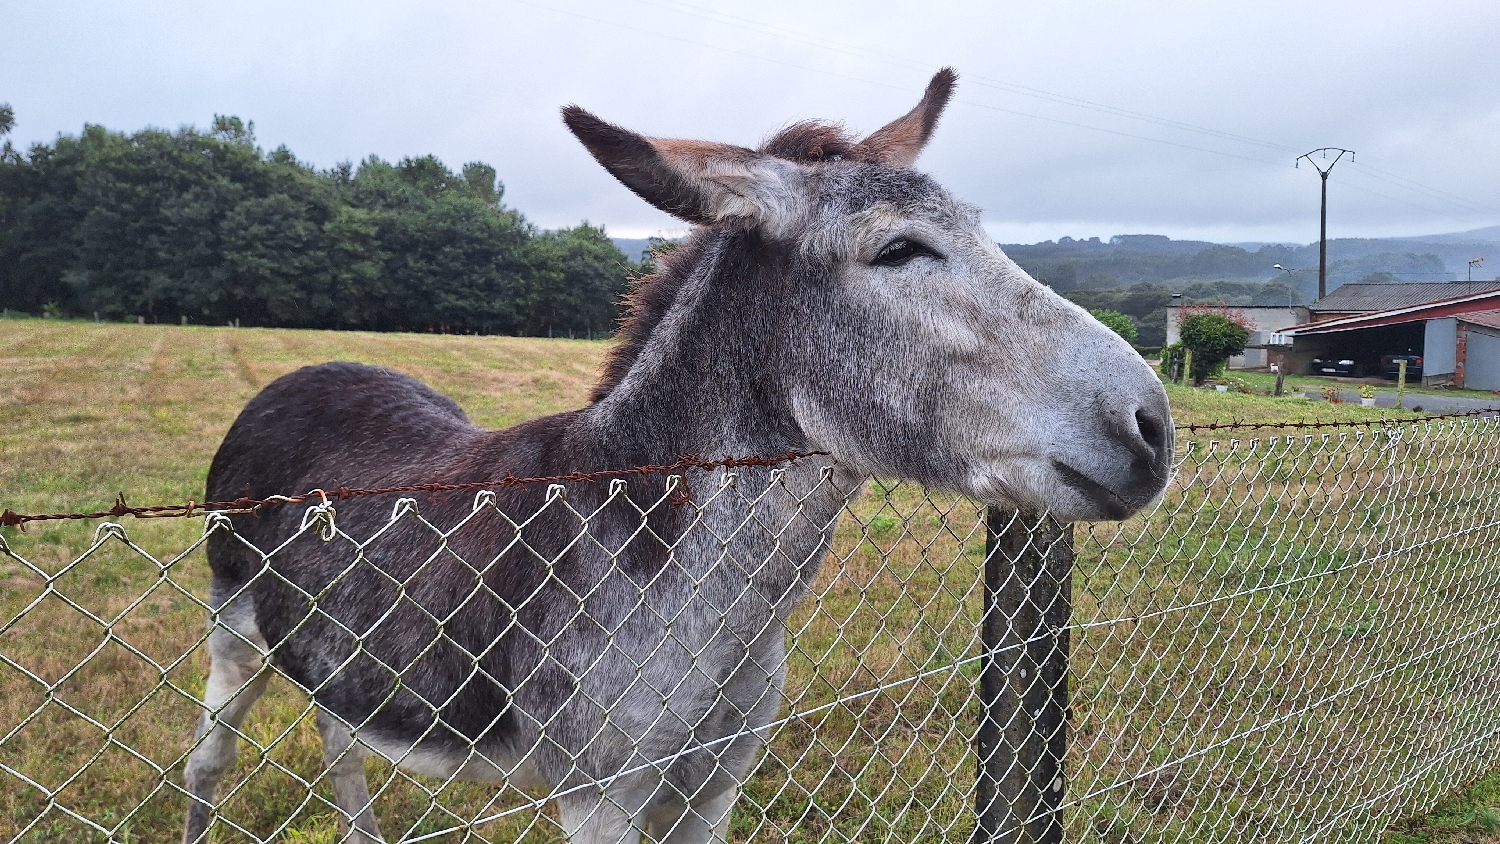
[5,0,1499,245]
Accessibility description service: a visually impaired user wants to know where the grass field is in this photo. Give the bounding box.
[2,318,1497,842]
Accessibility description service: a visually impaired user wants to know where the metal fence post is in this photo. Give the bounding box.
[974,508,1074,844]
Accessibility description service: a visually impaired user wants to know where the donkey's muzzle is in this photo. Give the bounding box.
[1104,397,1174,509]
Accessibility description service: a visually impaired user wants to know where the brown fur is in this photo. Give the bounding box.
[758,121,859,162]
[853,68,957,166]
[590,233,712,403]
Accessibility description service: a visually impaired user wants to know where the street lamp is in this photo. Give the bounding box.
[1272,265,1297,306]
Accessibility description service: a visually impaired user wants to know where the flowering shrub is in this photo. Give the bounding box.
[1179,312,1251,385]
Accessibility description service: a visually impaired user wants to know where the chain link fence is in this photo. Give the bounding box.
[2,416,1498,842]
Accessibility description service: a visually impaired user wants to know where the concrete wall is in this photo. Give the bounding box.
[1464,325,1500,391]
[1424,318,1457,385]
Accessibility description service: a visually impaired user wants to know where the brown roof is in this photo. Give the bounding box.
[1309,281,1500,312]
[1459,309,1500,330]
[1282,288,1500,335]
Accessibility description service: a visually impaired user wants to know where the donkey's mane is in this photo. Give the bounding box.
[591,121,858,403]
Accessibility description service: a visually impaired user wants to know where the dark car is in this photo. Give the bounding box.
[1311,356,1357,376]
[1382,354,1423,380]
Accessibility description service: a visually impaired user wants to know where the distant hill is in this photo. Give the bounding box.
[1404,225,1500,245]
[610,238,653,263]
[615,226,1495,350]
[999,230,1496,303]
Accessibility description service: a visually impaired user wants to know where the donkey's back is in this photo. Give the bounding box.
[207,361,473,523]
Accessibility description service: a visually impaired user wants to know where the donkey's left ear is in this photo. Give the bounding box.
[853,68,957,168]
[562,106,802,229]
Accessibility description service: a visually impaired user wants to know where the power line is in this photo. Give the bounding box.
[509,0,1496,230]
[506,0,1288,169]
[623,0,1302,154]
[1345,160,1500,218]
[620,0,1500,227]
[1327,177,1484,226]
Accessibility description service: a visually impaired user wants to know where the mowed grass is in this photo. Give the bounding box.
[2,318,1497,842]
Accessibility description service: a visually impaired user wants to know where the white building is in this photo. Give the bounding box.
[1165,305,1310,369]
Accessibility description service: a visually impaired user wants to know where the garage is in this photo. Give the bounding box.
[1280,290,1500,388]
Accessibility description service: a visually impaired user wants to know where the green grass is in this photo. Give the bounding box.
[1218,369,1500,403]
[1386,767,1500,843]
[2,319,1499,842]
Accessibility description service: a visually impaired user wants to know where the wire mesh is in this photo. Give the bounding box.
[0,417,1497,842]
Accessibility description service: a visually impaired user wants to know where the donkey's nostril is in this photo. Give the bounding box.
[1135,408,1167,456]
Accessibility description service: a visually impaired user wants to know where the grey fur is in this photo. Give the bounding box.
[183,74,1171,844]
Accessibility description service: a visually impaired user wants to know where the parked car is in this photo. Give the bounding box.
[1311,357,1357,376]
[1381,354,1423,380]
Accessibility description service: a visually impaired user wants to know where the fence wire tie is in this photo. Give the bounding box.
[299,499,337,542]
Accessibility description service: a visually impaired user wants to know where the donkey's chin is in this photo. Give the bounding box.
[1046,460,1137,521]
[964,460,1157,523]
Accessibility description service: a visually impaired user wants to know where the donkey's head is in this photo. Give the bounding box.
[564,70,1172,521]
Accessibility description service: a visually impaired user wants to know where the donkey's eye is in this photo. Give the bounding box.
[873,239,936,267]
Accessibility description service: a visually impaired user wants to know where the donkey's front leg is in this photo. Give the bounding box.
[182,619,270,843]
[557,791,643,844]
[645,786,737,844]
[316,709,384,843]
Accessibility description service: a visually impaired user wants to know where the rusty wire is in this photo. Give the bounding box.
[0,450,828,529]
[5,407,1497,528]
[1174,404,1500,434]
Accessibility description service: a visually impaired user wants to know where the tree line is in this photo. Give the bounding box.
[0,111,636,336]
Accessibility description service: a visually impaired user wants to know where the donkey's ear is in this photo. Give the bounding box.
[562,106,800,227]
[853,68,957,168]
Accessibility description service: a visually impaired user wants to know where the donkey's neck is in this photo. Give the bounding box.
[584,231,805,465]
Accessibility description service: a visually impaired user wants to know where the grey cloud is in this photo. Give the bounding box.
[3,0,1496,243]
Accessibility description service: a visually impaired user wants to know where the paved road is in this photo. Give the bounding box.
[1302,389,1500,414]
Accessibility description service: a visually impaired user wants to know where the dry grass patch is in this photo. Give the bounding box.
[3,319,1498,841]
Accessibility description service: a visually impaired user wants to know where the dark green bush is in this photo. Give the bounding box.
[1089,308,1138,343]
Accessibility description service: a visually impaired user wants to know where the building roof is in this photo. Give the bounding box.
[1283,289,1500,336]
[1459,309,1500,331]
[1309,281,1500,313]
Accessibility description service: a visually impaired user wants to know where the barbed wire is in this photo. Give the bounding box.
[0,450,828,529]
[3,405,1498,528]
[1174,405,1500,434]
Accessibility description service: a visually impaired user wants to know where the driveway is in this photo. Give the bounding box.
[1306,389,1500,414]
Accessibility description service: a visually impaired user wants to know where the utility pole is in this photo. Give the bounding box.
[1297,148,1355,302]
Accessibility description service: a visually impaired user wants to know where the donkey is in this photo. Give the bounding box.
[182,69,1172,844]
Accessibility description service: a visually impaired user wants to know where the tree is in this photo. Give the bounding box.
[1089,308,1138,343]
[524,224,631,338]
[1251,281,1302,306]
[1047,262,1077,290]
[0,103,13,137]
[1178,311,1250,385]
[0,115,636,333]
